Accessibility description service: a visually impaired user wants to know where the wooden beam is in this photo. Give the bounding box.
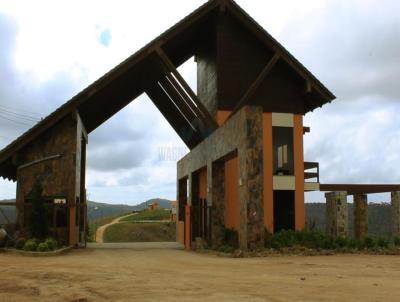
[229,53,280,119]
[145,84,201,149]
[224,2,335,102]
[18,154,63,170]
[155,47,218,130]
[320,184,400,195]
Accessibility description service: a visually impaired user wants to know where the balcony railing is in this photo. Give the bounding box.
[304,161,319,182]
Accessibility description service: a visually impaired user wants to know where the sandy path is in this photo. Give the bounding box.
[1,250,400,302]
[95,213,136,243]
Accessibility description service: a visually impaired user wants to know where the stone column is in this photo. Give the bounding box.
[353,194,368,239]
[209,160,225,247]
[238,106,264,250]
[325,191,348,237]
[391,191,400,237]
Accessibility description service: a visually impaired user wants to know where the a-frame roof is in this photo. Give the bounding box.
[0,0,335,181]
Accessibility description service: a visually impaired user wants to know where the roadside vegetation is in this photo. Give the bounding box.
[213,228,400,254]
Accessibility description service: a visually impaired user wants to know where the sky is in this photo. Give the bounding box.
[0,0,399,205]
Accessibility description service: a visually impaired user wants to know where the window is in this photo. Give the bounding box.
[273,127,294,175]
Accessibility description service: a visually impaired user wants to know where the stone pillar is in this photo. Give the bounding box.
[209,161,225,247]
[391,191,400,237]
[238,106,264,250]
[353,194,368,239]
[325,191,348,237]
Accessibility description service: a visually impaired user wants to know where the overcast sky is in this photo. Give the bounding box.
[0,0,399,204]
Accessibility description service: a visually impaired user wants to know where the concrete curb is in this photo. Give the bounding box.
[0,246,73,257]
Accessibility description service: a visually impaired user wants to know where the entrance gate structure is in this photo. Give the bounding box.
[0,0,398,250]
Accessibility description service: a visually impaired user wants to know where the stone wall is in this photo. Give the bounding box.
[353,194,368,239]
[15,112,85,246]
[325,191,348,237]
[177,105,264,250]
[392,191,400,237]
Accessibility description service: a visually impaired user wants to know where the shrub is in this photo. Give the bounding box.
[335,237,348,249]
[217,245,235,253]
[347,239,359,249]
[224,228,239,248]
[23,239,38,251]
[15,238,26,250]
[393,237,400,247]
[45,238,58,251]
[37,242,50,252]
[264,229,273,248]
[363,236,376,249]
[6,239,15,248]
[272,229,296,248]
[376,237,390,249]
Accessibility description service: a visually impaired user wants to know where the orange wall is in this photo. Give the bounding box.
[215,110,231,126]
[262,113,274,233]
[224,156,239,230]
[216,111,240,230]
[69,207,76,246]
[177,221,185,244]
[198,168,207,200]
[293,114,305,230]
[185,205,191,250]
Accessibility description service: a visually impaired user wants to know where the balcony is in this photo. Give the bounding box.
[304,161,319,191]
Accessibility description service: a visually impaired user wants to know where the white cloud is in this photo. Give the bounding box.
[0,0,399,204]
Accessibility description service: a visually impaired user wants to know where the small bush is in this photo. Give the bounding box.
[347,239,359,249]
[363,237,376,249]
[23,239,38,251]
[393,237,400,247]
[376,237,390,249]
[15,238,26,250]
[224,228,239,248]
[264,229,273,248]
[335,237,348,248]
[45,238,58,251]
[6,239,15,248]
[217,245,235,253]
[37,242,50,252]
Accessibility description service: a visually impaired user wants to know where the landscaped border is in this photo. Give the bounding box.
[0,245,73,257]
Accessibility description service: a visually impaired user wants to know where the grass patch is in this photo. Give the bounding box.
[87,212,132,242]
[120,208,170,222]
[103,222,176,242]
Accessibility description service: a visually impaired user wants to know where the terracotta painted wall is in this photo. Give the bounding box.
[177,221,185,244]
[293,114,305,230]
[216,111,239,230]
[198,168,207,200]
[262,113,274,233]
[224,156,239,230]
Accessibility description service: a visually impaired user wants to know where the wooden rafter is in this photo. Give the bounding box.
[155,47,218,130]
[228,53,280,119]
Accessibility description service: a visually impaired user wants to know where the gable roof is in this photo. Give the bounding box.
[0,0,335,181]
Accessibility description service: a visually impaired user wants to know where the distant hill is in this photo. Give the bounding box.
[0,198,173,223]
[88,198,172,220]
[0,200,393,237]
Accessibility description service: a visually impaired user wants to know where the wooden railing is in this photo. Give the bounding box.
[304,161,319,182]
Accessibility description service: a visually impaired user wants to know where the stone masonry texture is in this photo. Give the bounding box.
[325,191,348,237]
[391,191,400,237]
[177,105,264,250]
[353,194,368,239]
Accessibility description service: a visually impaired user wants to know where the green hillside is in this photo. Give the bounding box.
[0,198,173,224]
[1,199,394,238]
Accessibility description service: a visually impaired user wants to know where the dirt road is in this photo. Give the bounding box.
[0,249,399,302]
[95,213,136,243]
